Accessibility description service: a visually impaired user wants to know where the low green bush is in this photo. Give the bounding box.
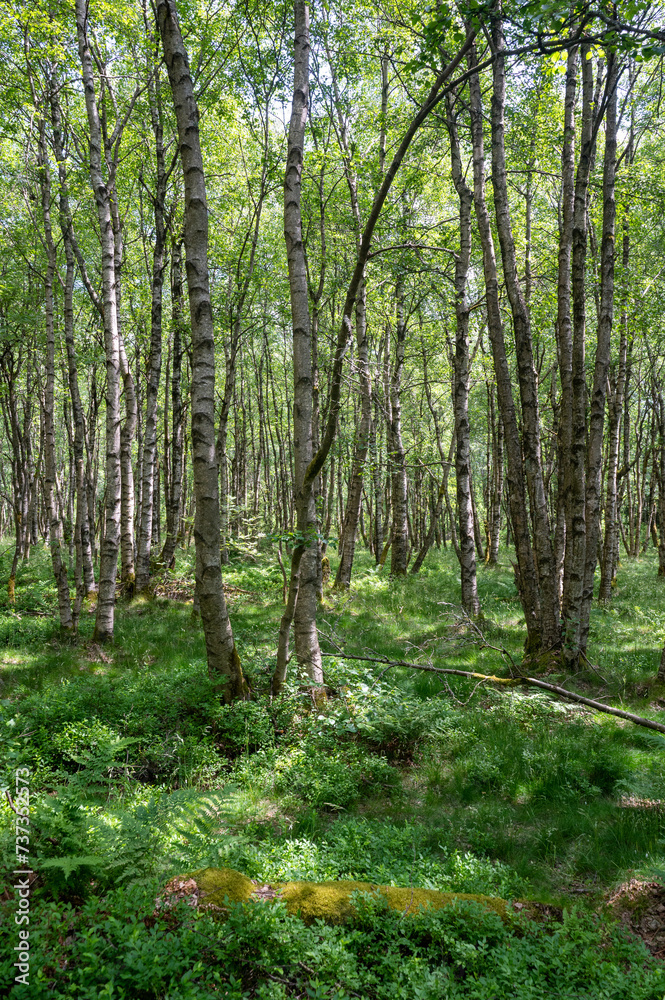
[232,734,398,809]
[213,700,277,754]
[0,883,661,999]
[224,817,524,898]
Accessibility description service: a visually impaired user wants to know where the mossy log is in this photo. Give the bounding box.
[158,866,511,925]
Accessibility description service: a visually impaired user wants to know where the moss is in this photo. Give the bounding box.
[185,867,509,924]
[191,866,256,908]
[280,878,509,924]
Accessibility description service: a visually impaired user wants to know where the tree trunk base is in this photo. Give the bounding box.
[658,644,665,681]
[524,648,563,674]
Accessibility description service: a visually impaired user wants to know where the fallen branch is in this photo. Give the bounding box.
[320,652,665,735]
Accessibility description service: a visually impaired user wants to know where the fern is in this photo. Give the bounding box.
[32,784,242,893]
[636,729,665,751]
[40,855,105,880]
[98,786,242,888]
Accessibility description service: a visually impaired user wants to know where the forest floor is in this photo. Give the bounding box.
[1,541,665,997]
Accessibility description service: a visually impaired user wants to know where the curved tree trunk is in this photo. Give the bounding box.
[273,22,478,694]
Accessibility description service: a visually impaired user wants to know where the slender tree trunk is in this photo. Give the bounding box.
[160,240,185,569]
[580,53,618,654]
[217,325,240,565]
[330,71,372,591]
[445,91,478,614]
[423,346,459,560]
[136,60,166,593]
[75,0,122,642]
[157,0,246,701]
[389,277,409,576]
[657,393,665,577]
[86,374,99,567]
[1,358,30,603]
[562,46,597,665]
[599,220,629,600]
[37,118,72,632]
[411,475,446,574]
[468,43,542,653]
[273,21,479,694]
[334,279,371,588]
[276,1,324,684]
[118,343,137,594]
[490,17,559,651]
[554,40,579,605]
[488,385,503,565]
[61,220,92,623]
[371,372,384,563]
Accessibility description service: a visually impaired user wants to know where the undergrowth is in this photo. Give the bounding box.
[1,543,665,996]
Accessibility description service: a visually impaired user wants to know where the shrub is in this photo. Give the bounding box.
[213,700,276,755]
[232,735,398,809]
[0,884,661,1000]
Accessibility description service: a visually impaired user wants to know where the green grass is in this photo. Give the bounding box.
[1,540,665,996]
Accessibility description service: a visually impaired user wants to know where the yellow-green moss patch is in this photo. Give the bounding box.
[190,866,256,908]
[180,867,509,924]
[280,878,508,924]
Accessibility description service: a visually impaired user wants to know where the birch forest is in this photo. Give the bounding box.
[4,2,665,997]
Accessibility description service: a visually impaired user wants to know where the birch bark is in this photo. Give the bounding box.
[160,241,185,570]
[37,117,73,632]
[554,41,578,605]
[75,0,121,642]
[136,57,167,593]
[330,65,372,591]
[50,74,96,619]
[272,22,478,693]
[445,91,479,615]
[490,17,559,651]
[562,46,596,664]
[468,44,542,652]
[389,276,409,576]
[580,53,618,654]
[157,0,246,700]
[282,1,324,683]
